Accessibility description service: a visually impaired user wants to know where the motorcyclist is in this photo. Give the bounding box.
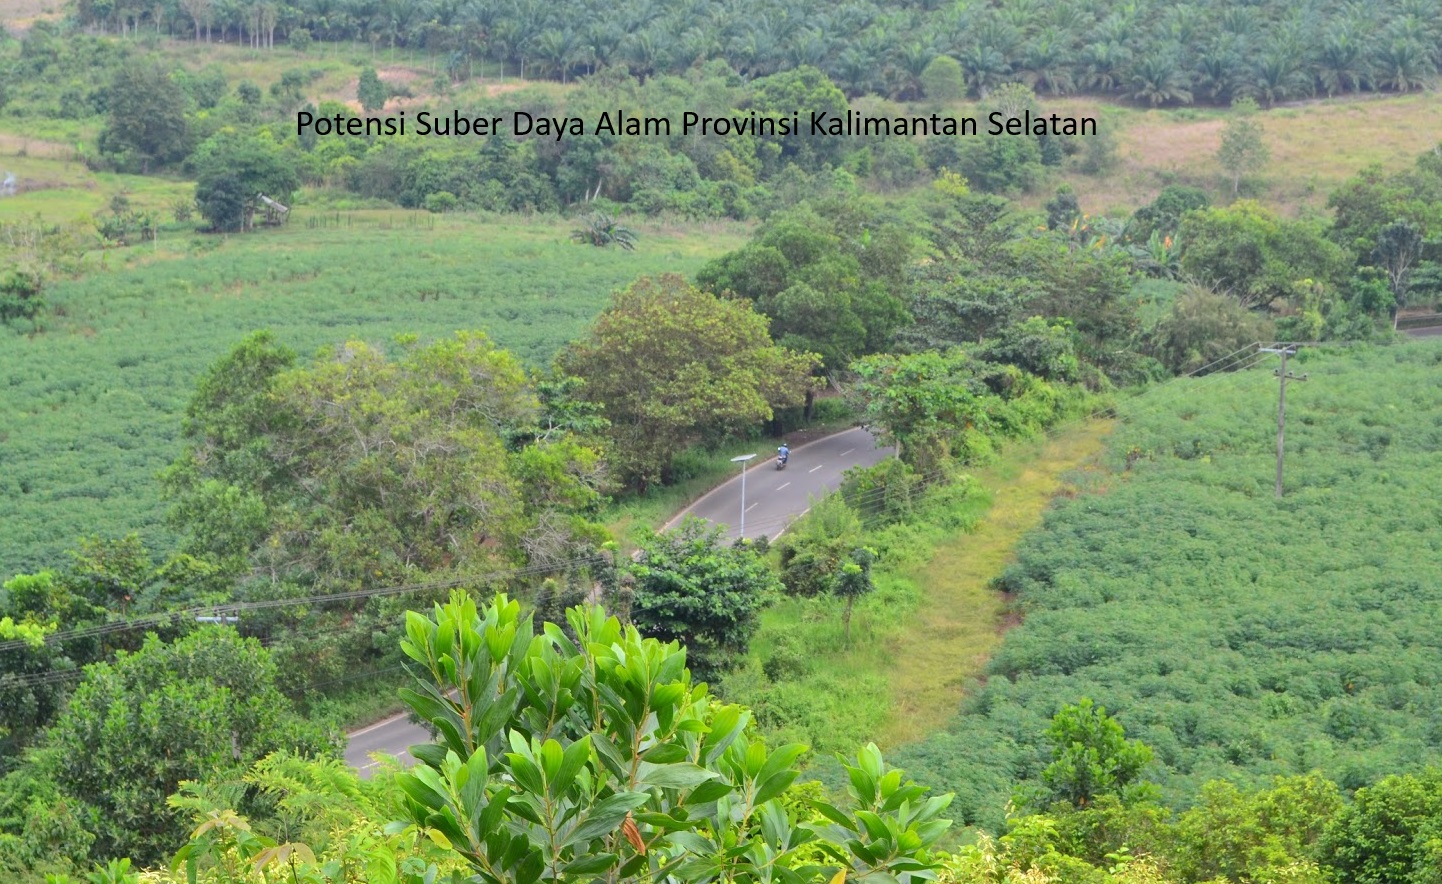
[777,444,790,465]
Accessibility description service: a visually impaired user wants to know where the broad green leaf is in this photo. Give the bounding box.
[638,761,718,790]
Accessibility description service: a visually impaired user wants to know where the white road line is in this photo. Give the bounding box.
[808,465,823,473]
[348,711,409,738]
[777,482,791,490]
[745,503,758,512]
[840,448,855,457]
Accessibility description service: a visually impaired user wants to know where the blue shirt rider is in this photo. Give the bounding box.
[777,444,790,463]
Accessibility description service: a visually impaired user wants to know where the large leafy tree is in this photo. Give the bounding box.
[1179,201,1349,311]
[37,627,332,865]
[165,330,605,591]
[559,274,818,490]
[191,131,300,233]
[1036,698,1154,809]
[627,517,779,681]
[97,61,192,172]
[1372,218,1424,329]
[696,203,911,378]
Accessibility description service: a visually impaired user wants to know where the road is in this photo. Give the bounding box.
[1405,324,1442,338]
[343,426,893,776]
[664,425,894,541]
[343,709,428,777]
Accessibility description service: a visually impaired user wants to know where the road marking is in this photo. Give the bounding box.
[777,482,791,490]
[745,503,758,512]
[808,465,823,473]
[840,448,855,456]
[348,711,409,738]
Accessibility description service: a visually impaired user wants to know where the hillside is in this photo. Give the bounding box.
[893,340,1442,828]
[0,213,745,574]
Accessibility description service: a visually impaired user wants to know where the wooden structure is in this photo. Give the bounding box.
[256,193,290,226]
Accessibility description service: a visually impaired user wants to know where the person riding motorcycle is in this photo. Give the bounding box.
[776,444,790,469]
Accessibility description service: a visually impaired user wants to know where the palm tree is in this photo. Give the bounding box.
[1127,48,1193,106]
[1251,50,1312,107]
[1079,40,1130,93]
[1371,37,1435,92]
[1318,27,1369,95]
[1019,28,1076,95]
[572,213,637,250]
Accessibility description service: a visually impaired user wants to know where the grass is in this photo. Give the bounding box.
[0,210,746,576]
[878,418,1114,746]
[722,418,1113,758]
[1009,93,1442,217]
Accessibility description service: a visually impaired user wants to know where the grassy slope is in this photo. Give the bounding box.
[0,211,745,575]
[725,419,1112,757]
[998,93,1442,217]
[880,419,1113,747]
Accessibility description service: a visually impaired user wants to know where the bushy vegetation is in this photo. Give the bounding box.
[893,342,1442,829]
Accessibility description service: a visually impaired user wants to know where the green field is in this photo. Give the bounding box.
[0,211,745,575]
[892,339,1442,829]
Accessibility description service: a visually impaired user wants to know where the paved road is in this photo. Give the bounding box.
[343,426,893,775]
[344,709,428,778]
[1405,324,1442,338]
[665,425,894,541]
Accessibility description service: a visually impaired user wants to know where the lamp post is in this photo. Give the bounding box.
[730,453,757,538]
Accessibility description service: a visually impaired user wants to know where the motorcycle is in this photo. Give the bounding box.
[776,452,788,470]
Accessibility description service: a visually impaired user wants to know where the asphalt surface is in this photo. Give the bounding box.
[664,425,894,541]
[343,709,428,777]
[342,426,894,776]
[1405,324,1442,337]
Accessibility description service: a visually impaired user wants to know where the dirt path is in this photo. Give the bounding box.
[878,419,1114,747]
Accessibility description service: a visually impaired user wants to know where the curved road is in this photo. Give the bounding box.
[344,425,894,776]
[664,426,893,541]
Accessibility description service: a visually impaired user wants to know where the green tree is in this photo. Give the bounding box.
[628,517,779,681]
[1372,218,1424,329]
[696,204,911,377]
[919,56,965,103]
[1171,774,1342,884]
[1179,201,1348,311]
[559,274,818,490]
[389,592,953,884]
[165,330,607,599]
[97,61,192,172]
[1319,768,1442,884]
[191,132,300,233]
[38,627,332,865]
[356,65,387,112]
[1037,698,1153,809]
[1217,97,1270,196]
[0,267,45,324]
[1147,286,1275,374]
[777,493,863,598]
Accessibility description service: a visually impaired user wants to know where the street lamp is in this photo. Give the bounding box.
[730,453,757,538]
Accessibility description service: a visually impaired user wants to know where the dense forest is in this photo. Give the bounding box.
[4,0,1442,880]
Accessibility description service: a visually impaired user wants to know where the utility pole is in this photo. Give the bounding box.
[1260,346,1307,498]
